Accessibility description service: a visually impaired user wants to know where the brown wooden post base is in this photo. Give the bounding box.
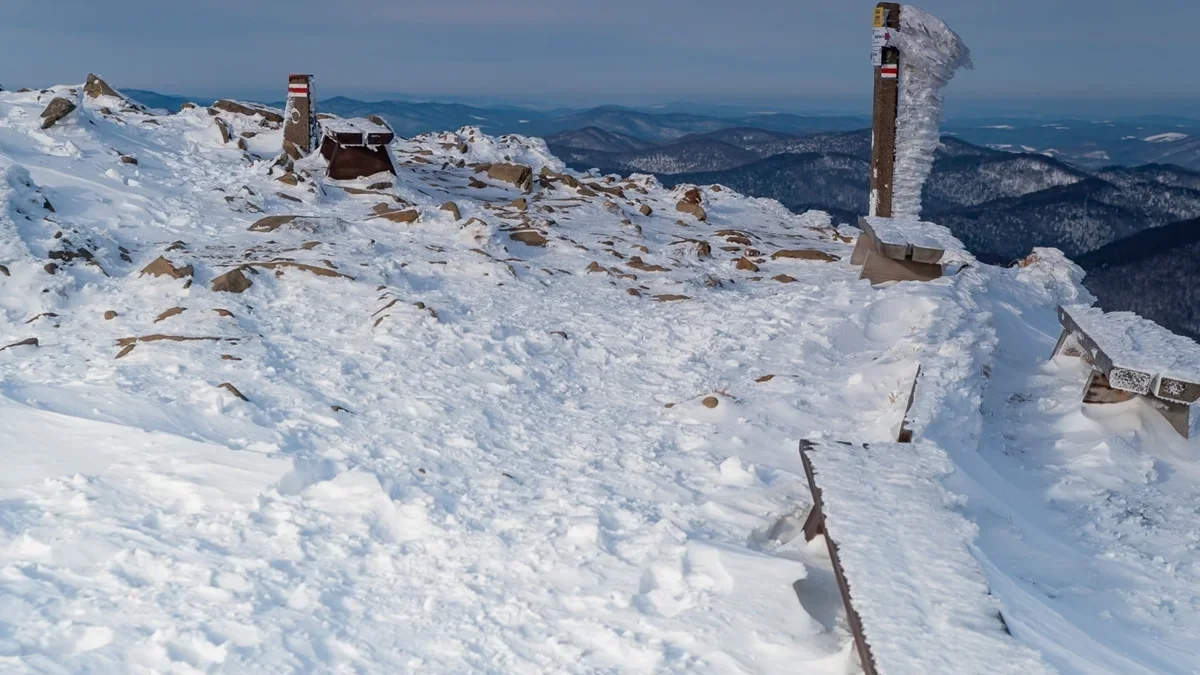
[859,251,943,285]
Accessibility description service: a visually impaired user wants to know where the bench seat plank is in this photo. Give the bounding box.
[800,439,1055,675]
[1059,305,1200,403]
[859,216,966,264]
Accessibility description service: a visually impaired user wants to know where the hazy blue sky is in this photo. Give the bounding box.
[2,0,1196,111]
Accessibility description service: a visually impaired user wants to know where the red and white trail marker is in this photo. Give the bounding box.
[880,63,898,79]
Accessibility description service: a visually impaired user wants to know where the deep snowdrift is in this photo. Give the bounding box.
[1,82,1197,674]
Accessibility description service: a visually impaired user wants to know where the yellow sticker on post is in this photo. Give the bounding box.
[873,6,885,27]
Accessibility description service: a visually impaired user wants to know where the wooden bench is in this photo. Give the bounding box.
[798,439,1056,675]
[1052,305,1200,438]
[851,216,966,284]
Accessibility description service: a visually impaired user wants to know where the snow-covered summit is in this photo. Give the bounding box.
[1,80,1198,674]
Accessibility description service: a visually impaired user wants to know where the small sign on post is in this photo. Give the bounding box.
[869,3,901,218]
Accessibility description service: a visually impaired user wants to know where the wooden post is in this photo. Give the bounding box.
[869,3,901,218]
[283,73,316,159]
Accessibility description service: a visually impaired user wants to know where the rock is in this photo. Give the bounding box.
[217,382,249,402]
[276,172,299,186]
[711,185,723,192]
[639,204,653,216]
[487,163,533,192]
[756,374,776,383]
[653,294,690,302]
[221,354,241,361]
[211,267,253,293]
[214,116,232,144]
[154,307,186,323]
[735,257,759,272]
[510,197,527,211]
[39,97,76,130]
[140,256,194,279]
[627,257,669,272]
[550,331,569,339]
[83,73,120,99]
[468,177,487,189]
[0,338,38,352]
[626,288,642,296]
[119,155,138,165]
[682,187,703,205]
[236,138,248,152]
[276,192,302,203]
[373,209,420,224]
[180,102,197,110]
[586,261,607,274]
[104,310,118,320]
[440,201,461,220]
[213,308,235,317]
[209,99,284,124]
[772,274,797,283]
[675,201,707,221]
[701,396,720,409]
[0,264,8,276]
[770,249,839,262]
[248,215,298,232]
[44,262,59,275]
[509,230,548,247]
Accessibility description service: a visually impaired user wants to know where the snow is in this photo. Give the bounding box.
[981,124,1015,130]
[804,440,1057,675]
[889,5,972,219]
[0,80,1198,674]
[1144,132,1188,143]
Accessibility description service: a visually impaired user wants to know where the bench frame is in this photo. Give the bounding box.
[851,216,945,284]
[799,439,880,675]
[1052,306,1197,438]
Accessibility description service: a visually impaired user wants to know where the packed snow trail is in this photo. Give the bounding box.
[2,82,1197,673]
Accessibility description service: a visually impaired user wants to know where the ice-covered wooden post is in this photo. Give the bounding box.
[869,3,901,218]
[283,74,319,159]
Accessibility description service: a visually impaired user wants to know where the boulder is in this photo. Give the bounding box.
[487,163,533,192]
[772,274,797,283]
[701,396,720,409]
[248,215,298,232]
[276,172,299,186]
[735,257,759,272]
[39,97,76,130]
[372,209,420,224]
[83,73,120,99]
[509,230,548,247]
[675,201,707,221]
[511,197,527,211]
[770,249,839,262]
[119,155,138,165]
[140,256,194,279]
[104,310,118,320]
[211,267,253,293]
[682,187,703,205]
[209,99,284,125]
[440,201,462,220]
[639,204,653,216]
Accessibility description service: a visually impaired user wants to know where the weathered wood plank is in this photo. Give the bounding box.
[799,440,878,675]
